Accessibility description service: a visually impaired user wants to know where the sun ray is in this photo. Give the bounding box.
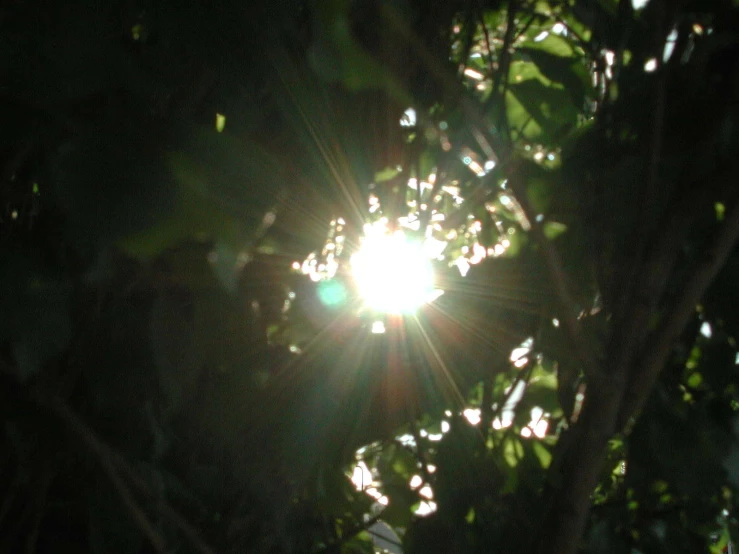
[409,314,467,409]
[423,300,513,359]
[268,48,368,227]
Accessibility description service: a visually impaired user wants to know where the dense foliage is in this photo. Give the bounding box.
[2,0,739,553]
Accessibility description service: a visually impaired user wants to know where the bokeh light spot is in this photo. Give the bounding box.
[317,279,347,308]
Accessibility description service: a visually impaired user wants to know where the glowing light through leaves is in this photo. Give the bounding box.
[351,225,437,314]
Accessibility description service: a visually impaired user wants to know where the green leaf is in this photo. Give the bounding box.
[342,530,376,554]
[120,125,280,260]
[518,47,590,108]
[532,441,552,469]
[543,221,568,239]
[686,371,703,389]
[380,484,419,528]
[215,112,226,133]
[715,202,726,221]
[307,0,409,102]
[710,528,731,554]
[523,33,575,57]
[508,80,580,144]
[503,437,524,468]
[375,166,401,182]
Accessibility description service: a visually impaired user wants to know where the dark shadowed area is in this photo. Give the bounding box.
[2,0,739,553]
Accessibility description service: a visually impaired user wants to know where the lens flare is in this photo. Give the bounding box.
[351,230,436,314]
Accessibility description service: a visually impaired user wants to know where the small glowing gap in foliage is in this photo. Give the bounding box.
[415,501,437,516]
[350,462,389,506]
[369,169,511,277]
[493,380,526,430]
[351,221,439,314]
[419,428,444,442]
[297,218,346,282]
[644,58,658,72]
[463,408,481,425]
[371,321,386,334]
[397,434,416,447]
[510,337,533,368]
[463,68,484,81]
[400,107,417,127]
[520,407,549,439]
[663,28,678,62]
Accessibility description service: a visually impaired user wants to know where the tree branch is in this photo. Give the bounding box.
[42,397,167,553]
[39,396,216,554]
[614,1,669,326]
[491,1,518,138]
[534,372,624,554]
[603,189,697,423]
[618,195,739,424]
[507,176,600,382]
[312,510,386,554]
[534,189,739,554]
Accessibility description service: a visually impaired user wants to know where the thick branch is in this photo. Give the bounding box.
[534,192,739,554]
[508,176,600,382]
[618,197,739,424]
[534,375,624,554]
[604,190,697,418]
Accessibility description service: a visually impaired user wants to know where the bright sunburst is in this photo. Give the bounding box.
[351,227,436,314]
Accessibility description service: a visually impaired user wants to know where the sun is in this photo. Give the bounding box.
[350,229,436,314]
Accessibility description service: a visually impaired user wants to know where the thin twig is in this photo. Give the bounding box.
[475,1,496,73]
[312,510,387,554]
[554,19,587,50]
[481,370,495,436]
[492,363,532,424]
[39,396,216,554]
[42,397,167,553]
[492,1,519,138]
[108,453,216,554]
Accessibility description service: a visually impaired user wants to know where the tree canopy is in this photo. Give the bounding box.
[2,0,739,553]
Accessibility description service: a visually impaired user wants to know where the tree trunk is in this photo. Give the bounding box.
[534,375,624,554]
